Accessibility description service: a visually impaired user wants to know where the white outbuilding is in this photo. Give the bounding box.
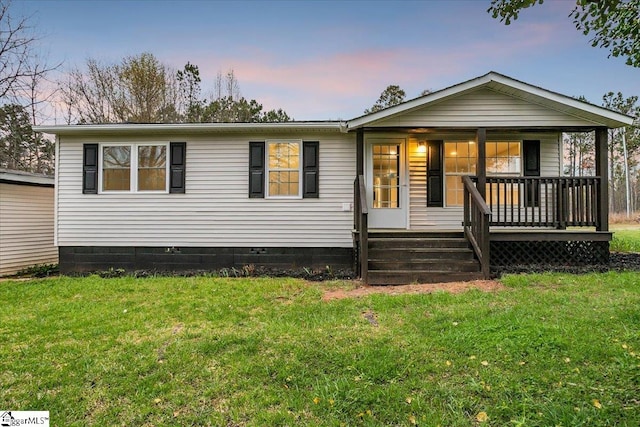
[0,168,58,276]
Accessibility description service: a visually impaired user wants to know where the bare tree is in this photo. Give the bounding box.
[602,92,640,215]
[0,1,57,174]
[61,53,180,124]
[213,69,241,100]
[0,0,56,100]
[16,55,58,126]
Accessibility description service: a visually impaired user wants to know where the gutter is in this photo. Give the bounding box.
[34,122,346,135]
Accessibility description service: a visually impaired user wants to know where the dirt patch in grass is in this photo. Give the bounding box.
[322,280,506,301]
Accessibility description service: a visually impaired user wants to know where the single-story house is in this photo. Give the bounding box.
[0,169,58,276]
[36,72,635,284]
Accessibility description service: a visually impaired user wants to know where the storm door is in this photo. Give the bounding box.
[366,139,407,228]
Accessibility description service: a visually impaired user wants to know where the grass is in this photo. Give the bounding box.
[611,224,640,252]
[1,274,639,426]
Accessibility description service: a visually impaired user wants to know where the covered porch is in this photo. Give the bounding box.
[345,73,634,284]
[352,126,612,284]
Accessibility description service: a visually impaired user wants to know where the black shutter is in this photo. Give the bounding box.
[426,140,443,207]
[523,140,541,207]
[523,140,540,176]
[83,143,98,194]
[170,142,186,193]
[249,141,265,198]
[303,141,319,198]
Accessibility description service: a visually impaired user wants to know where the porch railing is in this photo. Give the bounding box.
[477,176,601,228]
[462,176,491,279]
[354,175,368,282]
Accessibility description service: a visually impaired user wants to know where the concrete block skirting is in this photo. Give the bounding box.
[59,246,354,274]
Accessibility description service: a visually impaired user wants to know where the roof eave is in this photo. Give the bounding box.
[35,121,347,135]
[486,74,635,128]
[0,169,54,186]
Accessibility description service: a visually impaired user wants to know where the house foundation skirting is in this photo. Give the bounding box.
[490,240,610,267]
[59,246,354,274]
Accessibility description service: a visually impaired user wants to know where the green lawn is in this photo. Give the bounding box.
[611,224,640,252]
[1,274,639,426]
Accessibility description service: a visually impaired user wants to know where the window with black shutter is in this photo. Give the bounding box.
[250,140,319,198]
[85,142,179,194]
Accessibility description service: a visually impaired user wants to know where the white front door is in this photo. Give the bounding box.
[366,138,408,229]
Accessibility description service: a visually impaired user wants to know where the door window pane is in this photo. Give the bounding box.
[372,144,400,208]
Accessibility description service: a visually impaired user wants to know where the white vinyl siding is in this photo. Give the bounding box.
[56,133,355,247]
[0,183,58,276]
[372,88,603,128]
[408,132,561,230]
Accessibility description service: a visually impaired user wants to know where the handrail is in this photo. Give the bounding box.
[353,175,368,283]
[462,175,491,279]
[477,176,601,228]
[465,176,492,216]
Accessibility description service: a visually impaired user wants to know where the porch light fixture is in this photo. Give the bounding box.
[417,141,426,153]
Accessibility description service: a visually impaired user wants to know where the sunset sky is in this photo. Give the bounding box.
[14,0,640,122]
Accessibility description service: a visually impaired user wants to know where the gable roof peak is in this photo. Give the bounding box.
[346,71,634,129]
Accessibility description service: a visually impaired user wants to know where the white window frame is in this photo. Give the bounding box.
[98,142,170,194]
[443,140,477,208]
[265,139,303,199]
[485,141,522,176]
[485,141,523,207]
[442,140,525,207]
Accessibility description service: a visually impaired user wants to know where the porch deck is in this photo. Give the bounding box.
[371,228,612,241]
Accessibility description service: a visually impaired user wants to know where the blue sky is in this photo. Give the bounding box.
[15,0,640,121]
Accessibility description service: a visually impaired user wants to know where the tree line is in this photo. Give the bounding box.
[59,55,290,125]
[1,49,292,175]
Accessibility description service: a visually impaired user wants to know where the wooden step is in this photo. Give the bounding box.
[368,247,475,260]
[368,238,469,249]
[367,270,485,285]
[369,231,464,239]
[368,259,480,272]
[363,231,483,285]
